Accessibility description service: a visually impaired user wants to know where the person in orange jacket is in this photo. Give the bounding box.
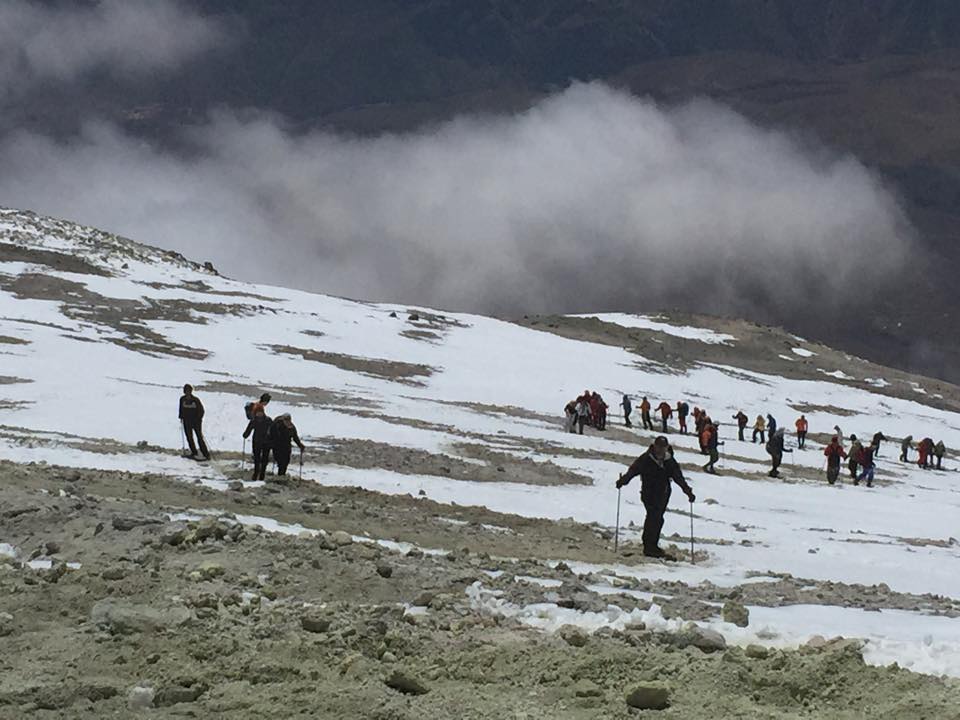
[795,415,809,449]
[656,401,673,433]
[640,397,652,430]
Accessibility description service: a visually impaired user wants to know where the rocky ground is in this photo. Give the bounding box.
[2,460,960,719]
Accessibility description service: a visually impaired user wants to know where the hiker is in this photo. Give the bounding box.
[268,413,305,477]
[855,444,876,487]
[677,401,689,434]
[640,397,653,430]
[251,392,271,417]
[766,414,778,437]
[752,415,766,444]
[702,422,720,474]
[563,401,578,433]
[848,435,862,480]
[615,436,696,558]
[795,415,808,449]
[834,426,844,448]
[766,428,791,478]
[242,408,272,481]
[934,440,946,470]
[918,437,934,469]
[178,384,210,460]
[871,431,886,457]
[656,401,673,433]
[593,393,608,431]
[823,436,847,485]
[692,407,703,433]
[588,393,601,429]
[733,411,748,441]
[694,409,709,436]
[621,394,633,428]
[576,397,591,435]
[900,435,913,462]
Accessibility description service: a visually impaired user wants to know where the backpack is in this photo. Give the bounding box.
[679,402,689,416]
[244,402,255,420]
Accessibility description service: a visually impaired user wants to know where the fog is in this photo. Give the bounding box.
[0,81,913,318]
[0,0,226,99]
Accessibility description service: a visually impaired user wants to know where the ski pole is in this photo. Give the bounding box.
[614,481,622,553]
[689,501,695,564]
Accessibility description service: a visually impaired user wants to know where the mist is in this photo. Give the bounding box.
[0,82,913,318]
[0,0,227,99]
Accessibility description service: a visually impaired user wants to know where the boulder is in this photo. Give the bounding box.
[90,600,192,634]
[330,531,353,547]
[384,669,429,695]
[722,601,750,627]
[153,683,206,707]
[301,614,331,634]
[573,679,602,697]
[127,686,155,710]
[745,644,770,659]
[195,561,226,581]
[676,625,727,653]
[558,624,590,648]
[625,682,671,710]
[112,516,161,531]
[376,563,393,578]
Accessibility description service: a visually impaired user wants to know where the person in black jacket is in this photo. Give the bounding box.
[242,409,272,481]
[178,384,210,460]
[767,427,792,477]
[268,414,305,476]
[616,436,696,558]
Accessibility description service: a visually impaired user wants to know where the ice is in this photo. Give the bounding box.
[791,347,816,357]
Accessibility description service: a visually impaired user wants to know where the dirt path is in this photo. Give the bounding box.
[2,460,959,719]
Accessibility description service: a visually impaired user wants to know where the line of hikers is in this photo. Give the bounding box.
[567,392,948,483]
[178,386,306,480]
[564,391,610,434]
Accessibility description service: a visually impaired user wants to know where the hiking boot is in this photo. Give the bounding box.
[643,547,666,558]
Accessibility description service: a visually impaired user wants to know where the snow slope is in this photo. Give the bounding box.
[2,208,959,677]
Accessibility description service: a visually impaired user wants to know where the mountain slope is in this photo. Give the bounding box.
[2,209,960,714]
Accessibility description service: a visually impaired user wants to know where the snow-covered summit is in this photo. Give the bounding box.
[2,208,960,677]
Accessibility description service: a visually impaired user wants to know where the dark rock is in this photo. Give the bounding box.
[722,601,750,627]
[153,683,206,707]
[384,669,429,695]
[112,516,161,532]
[625,683,670,710]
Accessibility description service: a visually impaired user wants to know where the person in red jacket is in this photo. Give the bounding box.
[588,393,601,428]
[823,436,847,485]
[795,415,809,449]
[656,401,673,433]
[918,437,934,469]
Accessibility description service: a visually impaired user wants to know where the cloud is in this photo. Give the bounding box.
[0,83,914,318]
[0,0,228,97]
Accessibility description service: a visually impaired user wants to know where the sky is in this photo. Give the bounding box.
[0,0,916,319]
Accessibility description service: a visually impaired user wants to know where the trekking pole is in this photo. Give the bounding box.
[614,478,622,553]
[180,422,186,454]
[299,448,304,480]
[689,502,695,564]
[241,437,247,470]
